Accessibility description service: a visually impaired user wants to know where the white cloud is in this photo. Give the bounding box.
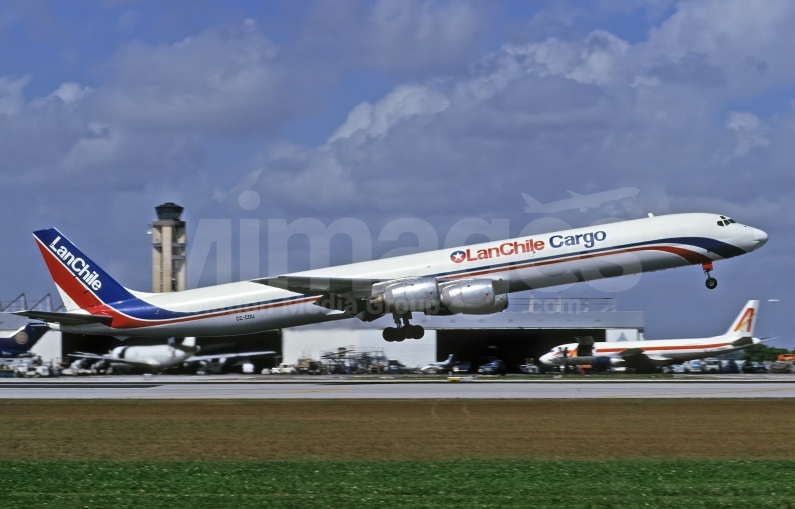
[328,85,450,143]
[30,82,93,108]
[92,20,293,134]
[303,0,483,73]
[726,111,769,159]
[0,75,30,116]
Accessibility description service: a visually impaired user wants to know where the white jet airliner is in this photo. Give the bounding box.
[539,300,763,371]
[69,336,276,373]
[15,213,767,342]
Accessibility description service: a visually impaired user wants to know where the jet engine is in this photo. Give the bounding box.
[590,356,625,371]
[371,277,508,343]
[370,277,508,316]
[378,277,441,313]
[438,279,508,315]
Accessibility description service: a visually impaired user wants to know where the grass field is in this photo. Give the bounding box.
[2,399,794,507]
[3,460,795,508]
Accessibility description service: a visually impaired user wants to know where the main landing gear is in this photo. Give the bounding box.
[702,262,718,290]
[383,313,425,342]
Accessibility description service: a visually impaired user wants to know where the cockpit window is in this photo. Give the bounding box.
[728,219,736,224]
[717,217,736,226]
[717,221,724,226]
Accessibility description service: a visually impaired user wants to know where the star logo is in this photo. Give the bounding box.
[450,251,466,263]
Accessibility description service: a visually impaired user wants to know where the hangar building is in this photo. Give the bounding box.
[282,297,643,370]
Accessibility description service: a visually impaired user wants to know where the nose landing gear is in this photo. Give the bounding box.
[703,262,718,289]
[383,313,425,342]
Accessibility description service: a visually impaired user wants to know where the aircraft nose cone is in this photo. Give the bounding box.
[751,228,768,249]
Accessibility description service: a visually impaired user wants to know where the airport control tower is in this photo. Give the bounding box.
[151,202,186,293]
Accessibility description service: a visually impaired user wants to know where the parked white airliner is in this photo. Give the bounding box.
[539,300,763,371]
[15,213,766,342]
[69,336,275,373]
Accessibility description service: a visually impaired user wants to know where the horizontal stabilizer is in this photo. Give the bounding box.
[13,310,112,326]
[731,336,754,347]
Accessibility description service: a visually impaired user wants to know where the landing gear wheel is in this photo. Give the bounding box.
[384,312,418,342]
[383,327,399,342]
[405,325,425,339]
[702,263,718,290]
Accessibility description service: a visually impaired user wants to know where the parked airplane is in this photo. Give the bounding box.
[522,188,639,213]
[0,322,50,357]
[419,354,455,374]
[539,300,763,372]
[14,213,766,342]
[69,336,276,374]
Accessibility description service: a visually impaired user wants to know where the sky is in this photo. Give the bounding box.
[0,0,793,344]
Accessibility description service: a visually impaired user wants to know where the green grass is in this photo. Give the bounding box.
[2,460,795,508]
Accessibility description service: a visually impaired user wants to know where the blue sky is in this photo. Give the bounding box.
[0,0,793,344]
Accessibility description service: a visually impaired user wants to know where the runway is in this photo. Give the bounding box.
[2,380,795,399]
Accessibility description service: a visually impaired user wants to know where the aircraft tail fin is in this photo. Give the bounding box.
[32,228,137,311]
[0,323,50,353]
[725,300,759,338]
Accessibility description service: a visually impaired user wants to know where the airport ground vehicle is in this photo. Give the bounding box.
[685,359,703,373]
[770,362,792,373]
[703,358,722,373]
[742,361,767,373]
[722,360,741,374]
[270,363,297,374]
[478,360,506,375]
[295,357,322,375]
[14,364,54,377]
[452,362,471,374]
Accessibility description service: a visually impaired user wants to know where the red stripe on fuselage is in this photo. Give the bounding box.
[91,295,321,329]
[596,342,732,354]
[441,244,712,281]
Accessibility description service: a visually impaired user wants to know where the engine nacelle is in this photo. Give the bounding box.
[380,277,441,313]
[438,279,508,315]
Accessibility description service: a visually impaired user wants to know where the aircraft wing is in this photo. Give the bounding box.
[618,348,645,358]
[68,352,154,369]
[253,276,381,297]
[186,350,277,363]
[13,310,112,326]
[618,348,673,366]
